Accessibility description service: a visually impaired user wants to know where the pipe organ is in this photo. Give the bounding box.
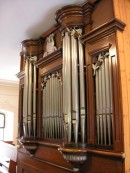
[16,0,127,173]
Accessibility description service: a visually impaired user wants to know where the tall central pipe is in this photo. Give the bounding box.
[71,29,79,143]
[62,28,86,143]
[63,31,72,142]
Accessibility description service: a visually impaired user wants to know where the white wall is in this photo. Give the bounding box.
[0,80,19,144]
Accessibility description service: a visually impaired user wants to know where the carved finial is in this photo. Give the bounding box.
[43,33,57,58]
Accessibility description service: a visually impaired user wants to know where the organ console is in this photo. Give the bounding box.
[16,0,128,173]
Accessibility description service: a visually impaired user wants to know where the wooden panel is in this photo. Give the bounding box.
[17,147,124,173]
[92,0,114,30]
[17,147,75,173]
[81,154,123,173]
[113,0,130,172]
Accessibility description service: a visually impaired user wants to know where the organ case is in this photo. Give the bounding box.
[16,0,126,173]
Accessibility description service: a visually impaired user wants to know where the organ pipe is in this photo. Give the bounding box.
[78,29,86,143]
[42,72,63,140]
[33,62,37,137]
[71,29,79,143]
[23,58,29,136]
[93,52,113,146]
[62,28,86,144]
[63,31,72,142]
[23,56,37,137]
[28,62,32,136]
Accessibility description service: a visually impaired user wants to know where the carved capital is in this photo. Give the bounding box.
[21,38,43,57]
[55,2,94,31]
[19,136,38,156]
[55,5,84,31]
[58,143,87,172]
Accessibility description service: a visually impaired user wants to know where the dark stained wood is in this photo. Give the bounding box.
[9,160,17,173]
[17,147,75,173]
[111,53,123,151]
[21,38,44,58]
[81,154,124,173]
[91,0,114,30]
[36,48,62,68]
[17,0,126,172]
[81,18,126,44]
[55,5,84,31]
[41,23,60,38]
[86,63,95,145]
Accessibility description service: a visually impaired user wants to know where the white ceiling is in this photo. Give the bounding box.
[0,0,86,82]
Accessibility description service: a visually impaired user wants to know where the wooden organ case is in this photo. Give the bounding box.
[16,0,127,173]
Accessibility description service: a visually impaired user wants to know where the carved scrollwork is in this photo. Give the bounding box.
[41,71,62,89]
[43,33,57,58]
[92,52,109,76]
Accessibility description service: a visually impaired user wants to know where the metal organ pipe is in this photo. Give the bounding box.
[78,30,86,143]
[62,28,86,144]
[71,29,79,143]
[93,52,113,146]
[63,31,72,143]
[23,56,37,137]
[42,72,63,140]
[28,61,32,136]
[105,53,113,145]
[23,58,29,136]
[95,70,100,145]
[33,62,37,137]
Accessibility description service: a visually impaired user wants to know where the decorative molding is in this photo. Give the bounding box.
[58,143,87,172]
[59,145,125,160]
[55,2,94,30]
[58,142,125,172]
[19,136,38,155]
[16,70,25,80]
[81,18,126,44]
[36,48,62,68]
[38,141,60,148]
[21,38,44,57]
[41,71,61,89]
[92,52,109,76]
[41,23,60,38]
[89,44,111,57]
[55,5,83,30]
[82,1,94,25]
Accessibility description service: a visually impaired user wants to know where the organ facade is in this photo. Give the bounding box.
[16,0,130,172]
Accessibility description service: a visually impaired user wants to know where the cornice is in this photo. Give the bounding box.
[36,48,62,68]
[82,1,94,16]
[21,38,44,57]
[89,44,111,57]
[55,4,84,30]
[81,18,126,44]
[55,1,94,31]
[41,23,61,38]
